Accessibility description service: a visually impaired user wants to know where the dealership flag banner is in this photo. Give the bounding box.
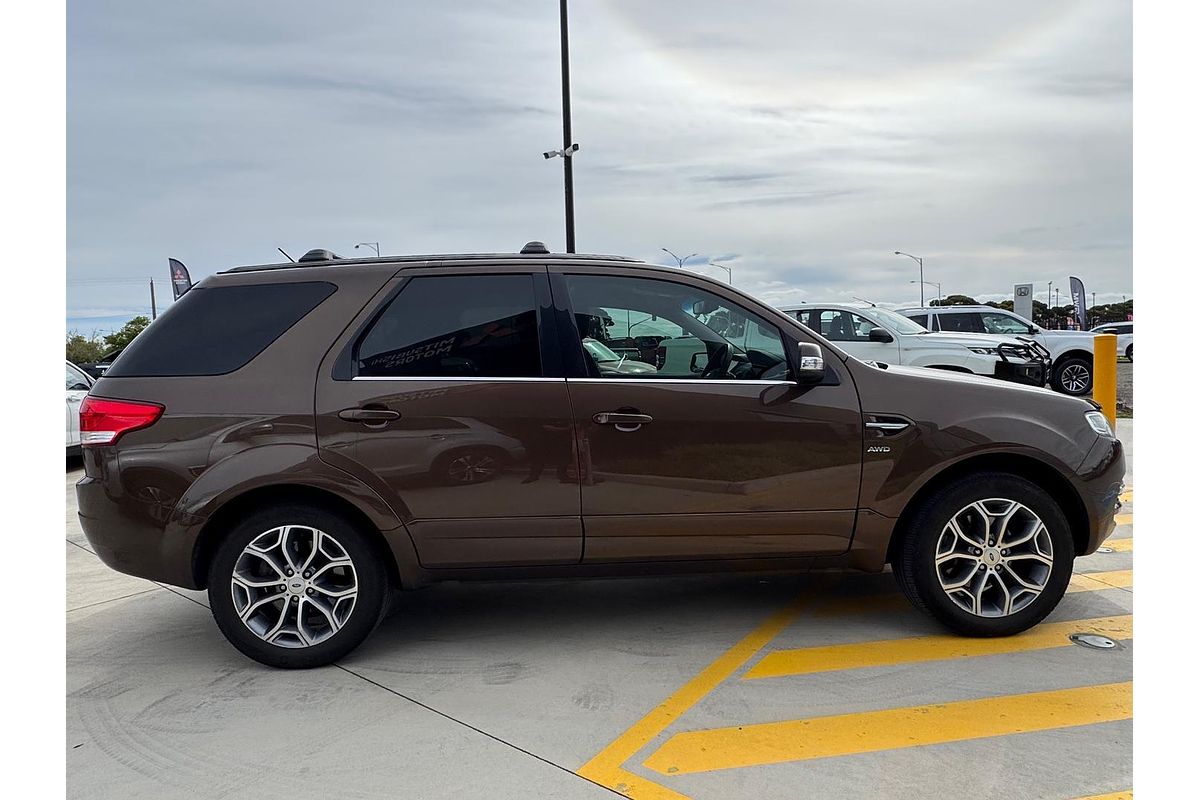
[1069,276,1087,329]
[169,258,193,300]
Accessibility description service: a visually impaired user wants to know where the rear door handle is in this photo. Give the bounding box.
[339,408,401,424]
[593,412,653,432]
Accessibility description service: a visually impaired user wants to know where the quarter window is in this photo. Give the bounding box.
[563,275,789,380]
[357,275,541,378]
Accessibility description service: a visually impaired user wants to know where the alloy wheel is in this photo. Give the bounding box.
[230,525,358,648]
[934,499,1054,617]
[447,453,498,483]
[1060,363,1090,393]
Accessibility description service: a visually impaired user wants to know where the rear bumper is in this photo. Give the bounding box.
[76,473,202,589]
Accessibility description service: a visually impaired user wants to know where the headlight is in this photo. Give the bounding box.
[1085,410,1113,437]
[968,346,998,355]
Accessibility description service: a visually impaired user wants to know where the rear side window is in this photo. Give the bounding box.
[356,275,541,378]
[937,312,985,334]
[105,282,336,377]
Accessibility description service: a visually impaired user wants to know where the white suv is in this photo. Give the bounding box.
[897,305,1096,396]
[777,303,1048,386]
[1091,322,1132,361]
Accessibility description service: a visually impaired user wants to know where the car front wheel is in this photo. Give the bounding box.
[208,504,389,668]
[1052,356,1093,395]
[893,472,1074,636]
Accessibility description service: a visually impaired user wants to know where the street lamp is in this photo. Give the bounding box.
[894,251,925,306]
[910,280,942,305]
[705,260,734,285]
[662,248,699,269]
[541,0,578,253]
[355,242,380,257]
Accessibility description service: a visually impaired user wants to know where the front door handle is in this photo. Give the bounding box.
[593,411,653,432]
[339,408,401,425]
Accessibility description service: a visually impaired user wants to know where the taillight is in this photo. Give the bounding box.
[79,397,164,446]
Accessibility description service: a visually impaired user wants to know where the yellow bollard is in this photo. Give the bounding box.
[1092,333,1118,429]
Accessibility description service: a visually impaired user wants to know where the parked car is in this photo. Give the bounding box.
[77,244,1123,668]
[79,347,125,380]
[66,360,93,455]
[1090,322,1133,361]
[898,305,1097,396]
[778,303,1048,387]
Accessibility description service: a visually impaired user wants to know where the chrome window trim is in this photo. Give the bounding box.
[566,378,798,386]
[351,376,564,382]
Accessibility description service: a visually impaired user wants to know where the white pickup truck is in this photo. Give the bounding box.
[897,305,1097,396]
[777,302,1049,386]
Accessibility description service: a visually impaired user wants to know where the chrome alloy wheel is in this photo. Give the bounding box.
[1060,363,1091,393]
[447,452,498,483]
[935,499,1054,617]
[231,525,358,648]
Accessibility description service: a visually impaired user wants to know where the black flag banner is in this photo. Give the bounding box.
[169,258,193,300]
[1068,276,1087,330]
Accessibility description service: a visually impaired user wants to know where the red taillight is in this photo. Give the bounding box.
[79,397,164,447]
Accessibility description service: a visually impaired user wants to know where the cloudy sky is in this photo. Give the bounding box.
[67,0,1131,335]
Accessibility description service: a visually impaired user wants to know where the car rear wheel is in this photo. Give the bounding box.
[1125,344,1132,361]
[893,472,1073,636]
[208,504,389,668]
[1052,356,1093,395]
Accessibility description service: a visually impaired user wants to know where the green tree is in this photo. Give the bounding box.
[931,294,979,306]
[66,332,105,365]
[102,316,151,352]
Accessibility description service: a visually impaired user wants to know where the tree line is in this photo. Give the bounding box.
[929,295,1133,328]
[65,316,150,365]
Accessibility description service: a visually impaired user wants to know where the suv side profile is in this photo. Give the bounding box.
[898,305,1097,396]
[77,246,1124,668]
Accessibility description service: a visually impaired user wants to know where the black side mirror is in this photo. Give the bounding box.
[794,342,825,383]
[69,382,90,391]
[868,327,894,343]
[1028,325,1038,335]
[690,352,708,373]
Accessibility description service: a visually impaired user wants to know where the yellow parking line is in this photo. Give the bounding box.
[1074,792,1132,800]
[814,569,1133,618]
[576,589,827,799]
[1104,538,1133,552]
[1120,488,1132,502]
[1114,513,1132,526]
[745,615,1132,679]
[644,681,1133,775]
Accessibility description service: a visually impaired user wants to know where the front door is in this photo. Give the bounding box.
[316,269,581,568]
[553,270,863,562]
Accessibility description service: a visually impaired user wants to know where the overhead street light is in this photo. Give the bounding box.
[894,251,925,306]
[355,242,380,257]
[705,261,734,285]
[910,279,942,305]
[662,248,698,269]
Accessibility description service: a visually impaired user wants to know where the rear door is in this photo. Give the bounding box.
[552,268,863,562]
[315,266,582,568]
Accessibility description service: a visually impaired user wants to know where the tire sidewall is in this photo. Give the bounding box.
[903,473,1074,637]
[207,504,388,669]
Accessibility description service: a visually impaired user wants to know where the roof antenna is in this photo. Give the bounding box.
[278,247,296,263]
[851,296,877,307]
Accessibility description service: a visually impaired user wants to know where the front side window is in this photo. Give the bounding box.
[937,312,985,334]
[811,310,876,342]
[979,312,1033,335]
[66,364,91,391]
[563,275,789,380]
[357,275,541,378]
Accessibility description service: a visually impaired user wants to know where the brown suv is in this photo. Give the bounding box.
[76,244,1124,668]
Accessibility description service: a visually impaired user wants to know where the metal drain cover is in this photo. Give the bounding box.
[1096,546,1115,553]
[1070,633,1118,650]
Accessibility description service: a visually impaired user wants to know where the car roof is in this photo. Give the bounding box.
[221,250,642,274]
[775,302,881,312]
[894,305,1007,312]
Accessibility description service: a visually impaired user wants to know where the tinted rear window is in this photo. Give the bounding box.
[106,282,336,377]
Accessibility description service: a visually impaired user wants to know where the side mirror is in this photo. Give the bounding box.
[794,342,825,383]
[868,327,894,343]
[690,352,708,373]
[69,382,90,391]
[1028,325,1038,335]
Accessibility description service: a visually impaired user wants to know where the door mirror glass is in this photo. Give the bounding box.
[795,342,825,382]
[868,327,893,343]
[690,352,708,373]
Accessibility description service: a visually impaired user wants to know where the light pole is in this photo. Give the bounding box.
[355,242,380,257]
[541,0,578,253]
[705,260,734,284]
[894,251,925,305]
[662,248,698,269]
[910,280,942,305]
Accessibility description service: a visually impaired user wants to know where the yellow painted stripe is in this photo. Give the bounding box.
[1120,488,1132,502]
[577,587,827,799]
[1104,538,1133,552]
[644,682,1132,775]
[1114,513,1132,526]
[814,569,1133,618]
[746,615,1132,679]
[1075,792,1132,800]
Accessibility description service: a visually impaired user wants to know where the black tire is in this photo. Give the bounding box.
[208,504,390,669]
[892,472,1074,637]
[1125,344,1132,361]
[1052,355,1093,395]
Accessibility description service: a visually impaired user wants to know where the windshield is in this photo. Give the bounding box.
[863,307,929,335]
[582,338,622,362]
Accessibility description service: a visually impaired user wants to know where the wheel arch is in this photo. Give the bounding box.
[1053,348,1093,369]
[190,483,406,590]
[885,451,1090,565]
